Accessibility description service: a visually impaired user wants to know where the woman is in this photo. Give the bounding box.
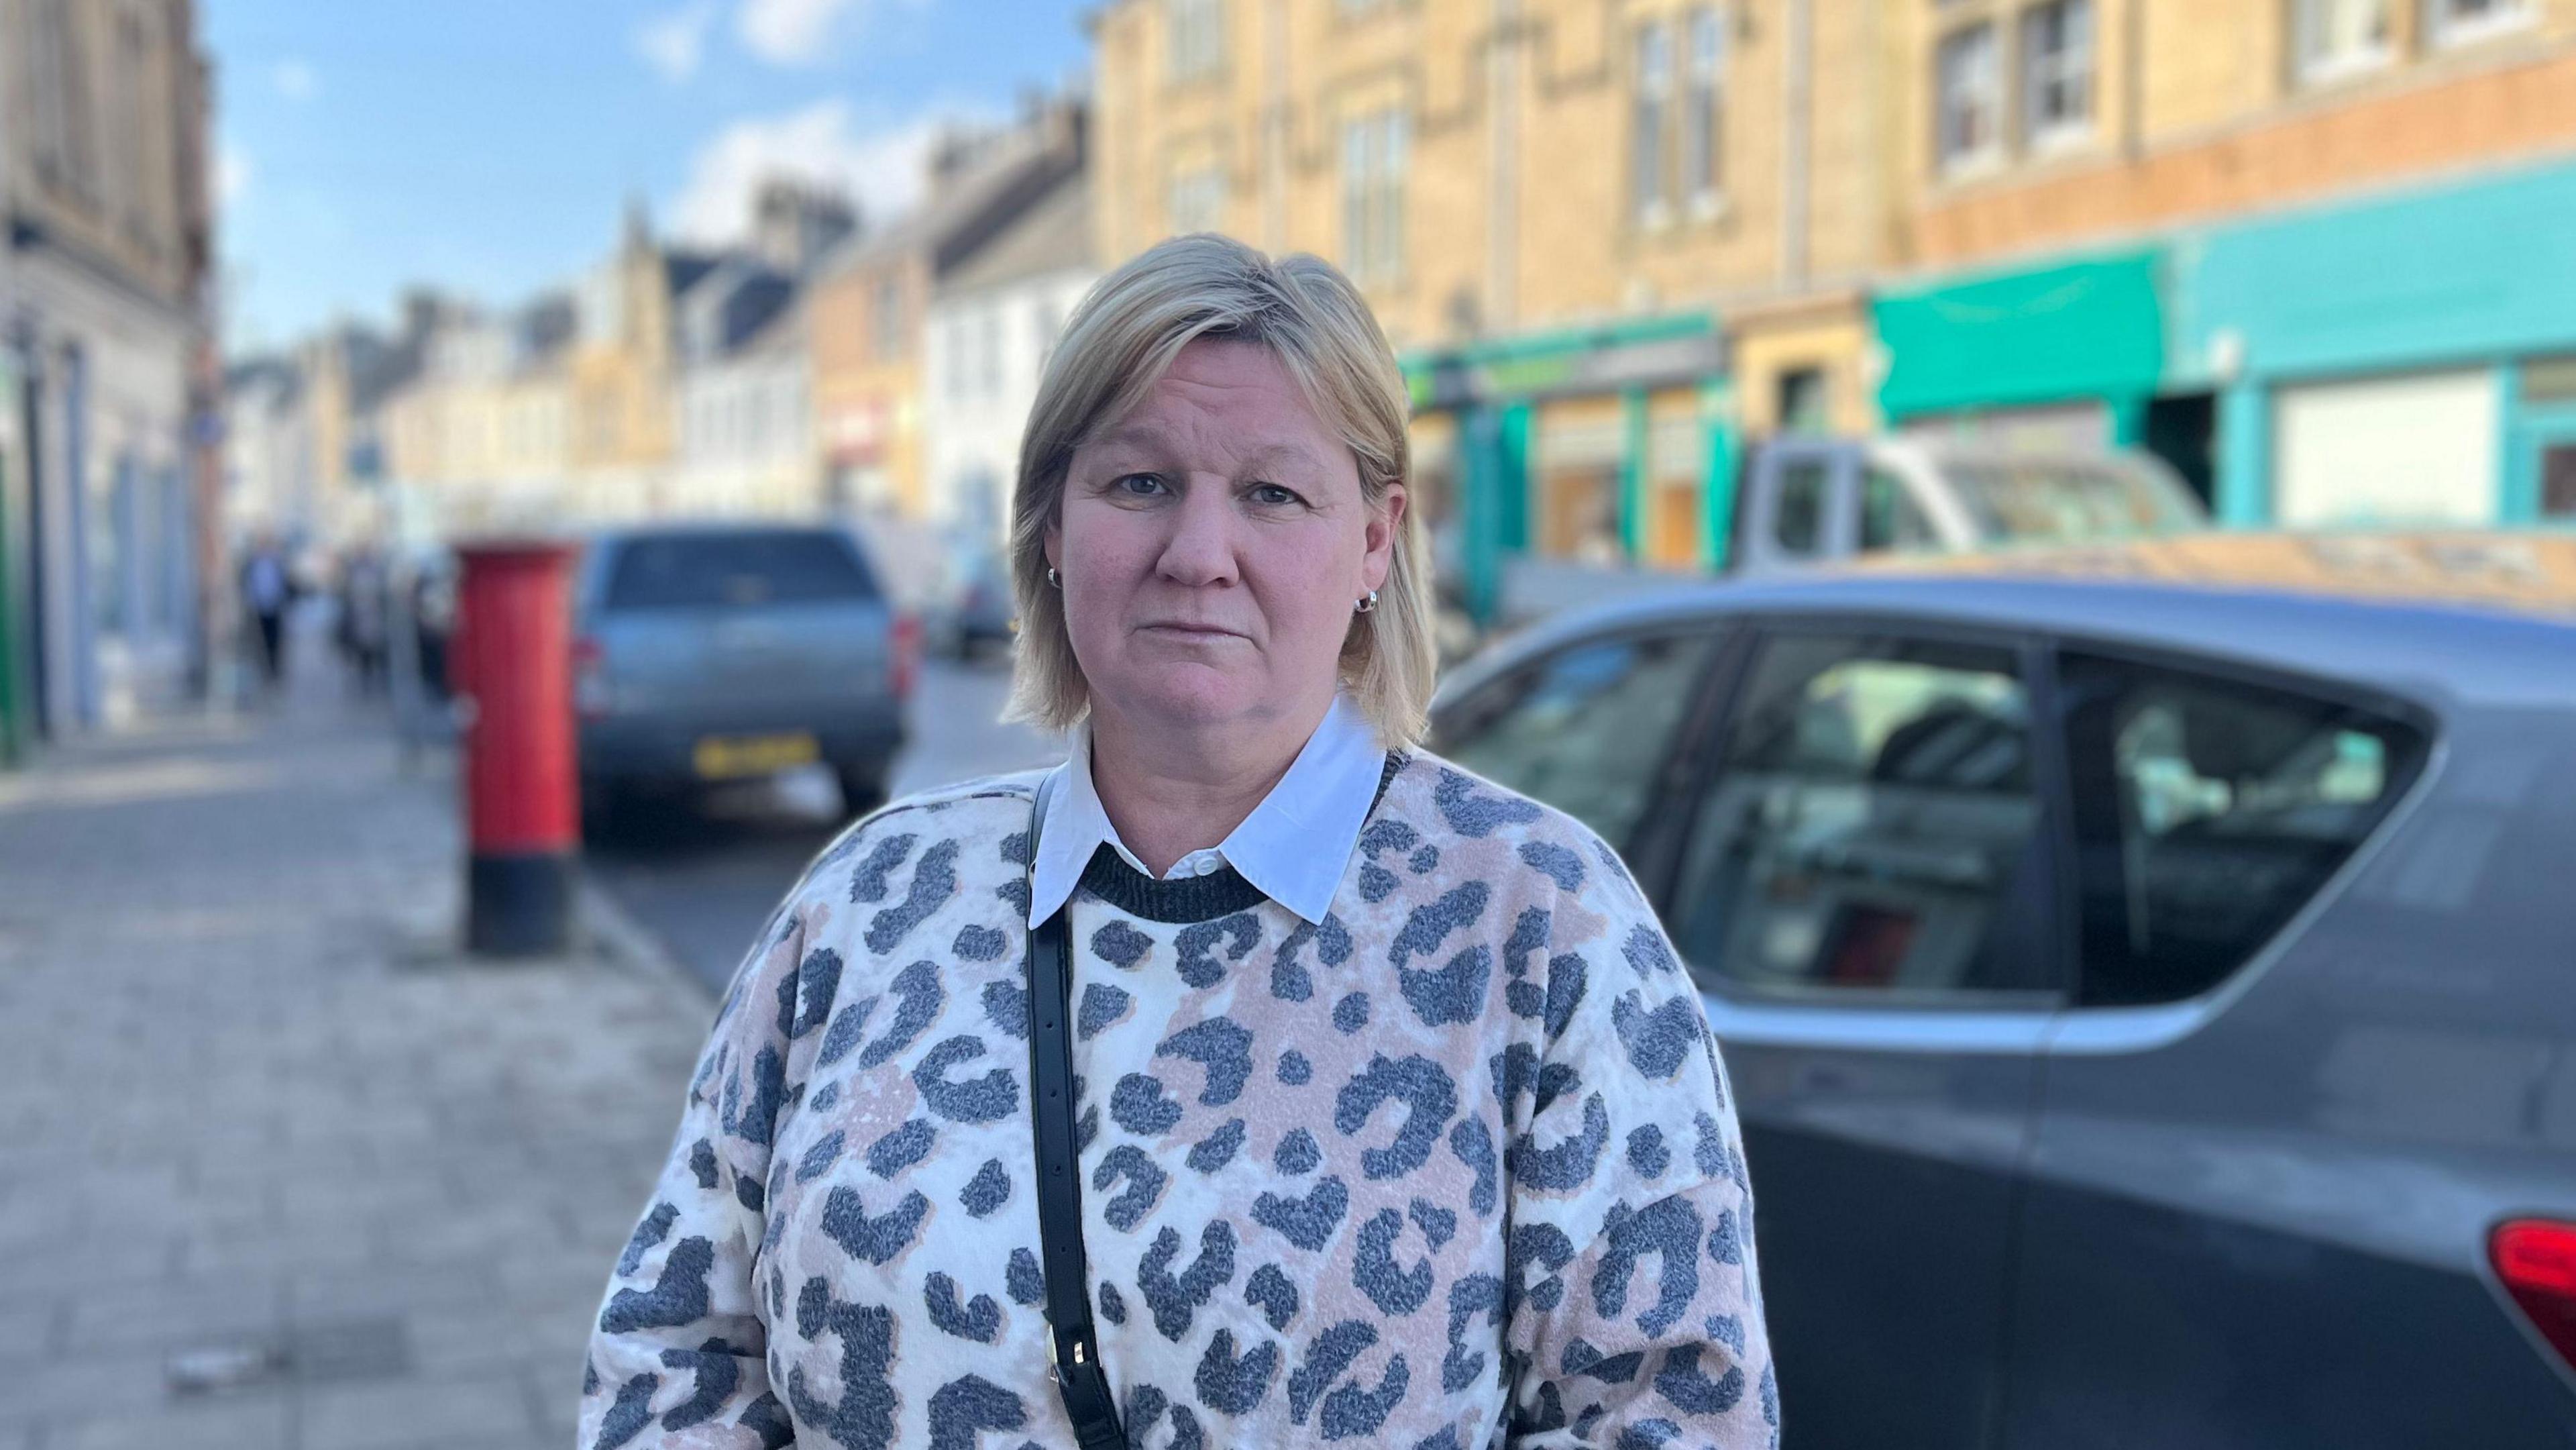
[580,236,1775,1449]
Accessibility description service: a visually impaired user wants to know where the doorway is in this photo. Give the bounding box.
[2144,392,2216,511]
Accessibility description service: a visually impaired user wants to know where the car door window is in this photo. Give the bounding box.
[1673,631,2047,1000]
[1772,460,1829,557]
[1435,631,1718,848]
[1860,468,1939,552]
[2057,652,2428,1006]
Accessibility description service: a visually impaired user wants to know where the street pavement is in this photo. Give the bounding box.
[0,644,722,1450]
[586,652,1063,994]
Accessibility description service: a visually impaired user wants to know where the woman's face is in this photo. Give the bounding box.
[1049,338,1403,741]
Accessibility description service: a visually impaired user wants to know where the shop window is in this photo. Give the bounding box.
[1649,413,1705,566]
[1672,631,2044,1000]
[2020,0,2094,150]
[2059,652,2426,1006]
[1542,462,1622,562]
[2292,0,2390,83]
[1934,21,2001,174]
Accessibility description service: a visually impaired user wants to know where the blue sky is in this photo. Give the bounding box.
[208,0,1093,354]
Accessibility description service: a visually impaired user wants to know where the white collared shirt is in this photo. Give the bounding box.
[1028,694,1388,927]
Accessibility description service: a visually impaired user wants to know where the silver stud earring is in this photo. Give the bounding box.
[1354,590,1379,615]
[1046,566,1061,588]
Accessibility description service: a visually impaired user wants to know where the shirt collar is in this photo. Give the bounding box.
[1028,694,1387,927]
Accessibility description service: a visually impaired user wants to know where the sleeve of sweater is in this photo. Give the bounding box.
[576,898,811,1450]
[1501,835,1778,1449]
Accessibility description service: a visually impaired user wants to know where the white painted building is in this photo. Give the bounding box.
[921,149,1093,544]
[672,258,816,519]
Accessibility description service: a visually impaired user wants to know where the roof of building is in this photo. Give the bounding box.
[813,100,1085,284]
[934,165,1091,297]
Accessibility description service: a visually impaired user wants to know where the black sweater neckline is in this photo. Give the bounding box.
[1067,750,1407,925]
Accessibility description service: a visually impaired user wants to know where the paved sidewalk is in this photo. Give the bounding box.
[0,671,721,1450]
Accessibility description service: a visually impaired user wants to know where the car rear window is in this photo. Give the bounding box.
[2058,651,2428,1006]
[602,530,879,611]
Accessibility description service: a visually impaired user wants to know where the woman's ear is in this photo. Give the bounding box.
[1362,483,1407,592]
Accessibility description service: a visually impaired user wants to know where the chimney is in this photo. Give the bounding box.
[753,178,858,276]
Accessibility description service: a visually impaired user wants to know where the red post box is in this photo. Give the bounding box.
[451,539,581,955]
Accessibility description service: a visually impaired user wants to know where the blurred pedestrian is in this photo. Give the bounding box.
[411,560,453,706]
[579,236,1776,1447]
[239,533,293,694]
[337,545,392,696]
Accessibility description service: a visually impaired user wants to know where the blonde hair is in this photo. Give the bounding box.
[1003,234,1436,747]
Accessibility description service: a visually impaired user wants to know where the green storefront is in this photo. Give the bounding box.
[0,355,29,768]
[1870,248,2204,497]
[1403,313,1734,623]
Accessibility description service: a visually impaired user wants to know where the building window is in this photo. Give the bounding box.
[1777,366,1831,435]
[2427,0,2531,47]
[1632,21,1673,225]
[1167,0,1224,82]
[1935,23,2002,174]
[1168,166,1228,236]
[1684,8,1727,213]
[871,276,905,362]
[2291,0,2391,81]
[2020,0,2094,150]
[1341,109,1408,288]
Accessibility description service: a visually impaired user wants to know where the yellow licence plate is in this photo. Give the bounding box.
[693,731,820,780]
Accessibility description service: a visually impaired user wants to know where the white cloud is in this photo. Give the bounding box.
[736,0,854,64]
[635,3,717,83]
[735,0,926,66]
[669,99,960,244]
[270,58,318,103]
[216,142,252,209]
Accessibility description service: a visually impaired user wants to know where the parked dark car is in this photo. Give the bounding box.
[1429,529,2576,1449]
[572,523,914,822]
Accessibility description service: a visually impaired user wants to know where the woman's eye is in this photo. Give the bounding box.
[1113,473,1166,497]
[1249,484,1300,507]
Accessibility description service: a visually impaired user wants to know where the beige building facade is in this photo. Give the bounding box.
[1091,0,2576,603]
[1,0,218,741]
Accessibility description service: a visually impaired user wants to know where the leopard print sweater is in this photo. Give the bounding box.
[580,750,1776,1449]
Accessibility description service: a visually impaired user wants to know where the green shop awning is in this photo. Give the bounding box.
[1874,248,2165,418]
[1403,313,1722,413]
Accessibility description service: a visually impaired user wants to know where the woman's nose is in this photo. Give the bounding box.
[1155,478,1240,586]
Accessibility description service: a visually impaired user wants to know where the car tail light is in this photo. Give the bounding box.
[572,635,611,720]
[890,613,920,698]
[2491,1219,2576,1374]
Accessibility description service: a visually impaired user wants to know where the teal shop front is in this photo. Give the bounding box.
[1404,315,1731,623]
[2169,154,2576,528]
[1872,248,2179,478]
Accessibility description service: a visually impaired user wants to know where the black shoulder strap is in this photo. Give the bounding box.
[1026,772,1126,1449]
